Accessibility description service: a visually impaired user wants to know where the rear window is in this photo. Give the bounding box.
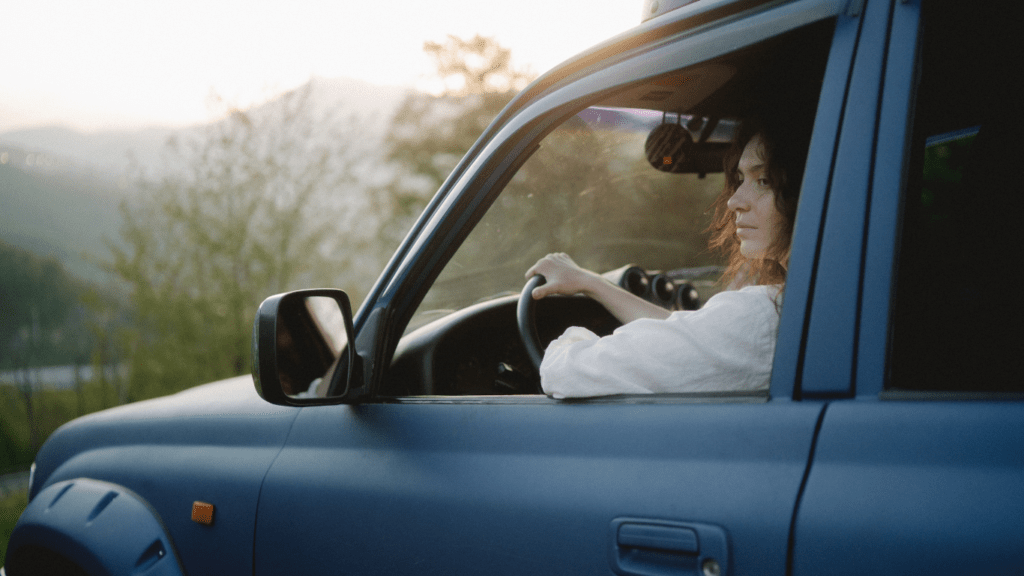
[888,0,1024,393]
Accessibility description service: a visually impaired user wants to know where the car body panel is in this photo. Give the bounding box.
[770,5,860,399]
[790,4,1024,571]
[23,377,300,576]
[792,401,1024,574]
[254,400,824,576]
[854,0,919,398]
[799,0,894,398]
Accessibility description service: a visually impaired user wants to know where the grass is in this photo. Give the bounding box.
[0,488,29,568]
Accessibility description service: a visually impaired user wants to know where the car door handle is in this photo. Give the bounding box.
[610,518,729,576]
[618,523,699,553]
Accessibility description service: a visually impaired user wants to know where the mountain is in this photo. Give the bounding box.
[0,145,126,284]
[0,77,411,284]
[0,126,176,176]
[0,77,410,175]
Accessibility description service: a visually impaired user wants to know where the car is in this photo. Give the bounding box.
[6,0,1023,574]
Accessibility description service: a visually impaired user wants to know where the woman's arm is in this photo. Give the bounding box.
[525,253,671,323]
[540,286,779,398]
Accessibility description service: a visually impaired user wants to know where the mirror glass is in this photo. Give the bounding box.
[275,295,348,399]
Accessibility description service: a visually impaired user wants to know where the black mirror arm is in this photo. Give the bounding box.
[697,117,719,144]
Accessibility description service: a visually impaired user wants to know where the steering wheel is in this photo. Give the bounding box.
[517,274,547,373]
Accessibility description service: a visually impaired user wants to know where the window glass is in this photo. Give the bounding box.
[407,108,730,334]
[889,0,1024,392]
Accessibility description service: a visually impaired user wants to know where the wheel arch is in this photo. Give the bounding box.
[6,478,185,576]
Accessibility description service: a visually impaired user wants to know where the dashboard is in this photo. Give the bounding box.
[383,266,719,396]
[385,294,619,396]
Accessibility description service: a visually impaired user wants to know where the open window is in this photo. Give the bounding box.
[382,18,835,397]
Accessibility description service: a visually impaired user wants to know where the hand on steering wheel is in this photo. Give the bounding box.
[520,254,599,374]
[517,274,547,373]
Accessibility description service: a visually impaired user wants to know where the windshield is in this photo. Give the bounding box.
[407,106,731,332]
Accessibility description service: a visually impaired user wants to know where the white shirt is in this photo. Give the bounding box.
[540,284,781,398]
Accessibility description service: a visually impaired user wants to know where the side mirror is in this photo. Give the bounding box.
[252,289,357,405]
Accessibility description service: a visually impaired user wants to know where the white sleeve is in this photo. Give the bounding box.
[539,285,780,399]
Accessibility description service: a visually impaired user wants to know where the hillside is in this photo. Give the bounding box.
[0,77,407,175]
[0,126,175,175]
[0,77,409,284]
[0,147,125,284]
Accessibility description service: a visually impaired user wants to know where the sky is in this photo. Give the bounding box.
[0,0,642,133]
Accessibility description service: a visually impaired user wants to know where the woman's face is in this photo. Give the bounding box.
[727,134,786,261]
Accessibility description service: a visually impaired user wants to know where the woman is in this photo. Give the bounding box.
[525,119,805,398]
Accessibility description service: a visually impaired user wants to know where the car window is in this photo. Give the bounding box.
[406,107,731,334]
[888,0,1024,393]
[386,19,835,397]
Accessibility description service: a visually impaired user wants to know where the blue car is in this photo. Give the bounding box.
[6,0,1023,574]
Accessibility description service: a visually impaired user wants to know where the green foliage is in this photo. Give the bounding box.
[1,487,30,567]
[0,240,93,370]
[0,381,116,473]
[1,189,125,478]
[0,408,34,476]
[108,86,356,401]
[423,34,533,96]
[370,35,536,261]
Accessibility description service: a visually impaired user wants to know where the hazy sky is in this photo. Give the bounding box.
[0,0,641,133]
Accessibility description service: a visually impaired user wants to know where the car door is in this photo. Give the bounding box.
[791,0,1024,573]
[252,1,860,574]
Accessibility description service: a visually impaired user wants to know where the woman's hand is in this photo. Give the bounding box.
[525,253,672,323]
[525,253,602,300]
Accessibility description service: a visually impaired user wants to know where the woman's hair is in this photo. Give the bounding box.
[708,116,811,287]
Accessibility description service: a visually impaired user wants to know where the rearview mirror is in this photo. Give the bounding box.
[252,289,356,405]
[644,118,731,175]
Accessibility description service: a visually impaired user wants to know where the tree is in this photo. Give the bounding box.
[370,35,536,260]
[0,241,95,455]
[108,85,361,401]
[0,240,87,369]
[423,34,533,97]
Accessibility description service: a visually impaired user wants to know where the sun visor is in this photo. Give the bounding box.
[598,64,736,114]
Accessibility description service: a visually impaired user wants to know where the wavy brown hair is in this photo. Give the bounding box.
[707,117,810,287]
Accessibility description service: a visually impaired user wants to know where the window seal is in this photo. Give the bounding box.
[880,390,1024,402]
[380,391,771,405]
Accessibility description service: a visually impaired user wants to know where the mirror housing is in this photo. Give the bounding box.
[644,120,730,174]
[252,288,358,405]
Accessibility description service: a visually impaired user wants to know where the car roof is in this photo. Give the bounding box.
[641,0,777,23]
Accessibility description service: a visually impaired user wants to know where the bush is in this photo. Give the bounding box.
[0,488,29,568]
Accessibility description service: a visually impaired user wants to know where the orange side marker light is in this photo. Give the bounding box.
[192,501,215,525]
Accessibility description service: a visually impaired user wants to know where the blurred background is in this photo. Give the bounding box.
[0,0,640,558]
